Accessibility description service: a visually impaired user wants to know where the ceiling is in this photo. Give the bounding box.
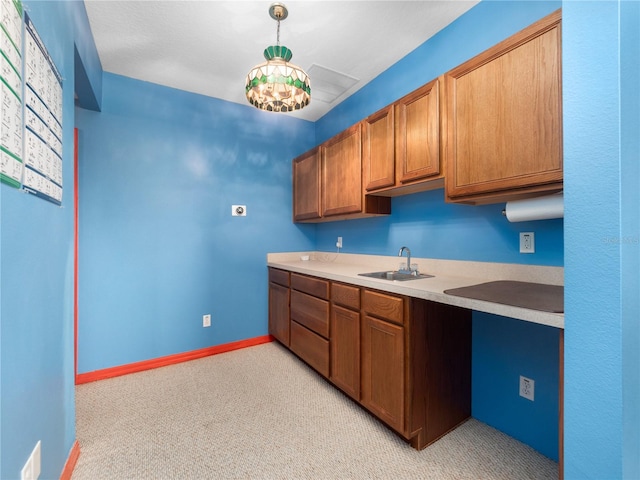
[84,1,479,122]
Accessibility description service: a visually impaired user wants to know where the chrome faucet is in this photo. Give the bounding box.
[398,246,412,273]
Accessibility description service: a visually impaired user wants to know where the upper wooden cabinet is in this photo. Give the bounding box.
[395,79,441,185]
[294,9,563,215]
[292,147,321,222]
[444,9,563,204]
[362,105,395,191]
[293,124,391,223]
[363,78,443,196]
[322,124,363,217]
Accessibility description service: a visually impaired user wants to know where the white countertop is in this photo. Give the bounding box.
[267,252,564,329]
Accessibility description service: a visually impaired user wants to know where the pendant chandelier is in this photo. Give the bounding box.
[245,3,311,112]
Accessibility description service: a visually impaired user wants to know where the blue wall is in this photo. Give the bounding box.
[75,74,316,373]
[473,313,559,460]
[564,1,640,478]
[0,1,98,477]
[620,3,640,478]
[315,190,564,265]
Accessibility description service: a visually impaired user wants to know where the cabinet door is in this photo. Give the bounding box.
[322,124,362,217]
[293,147,322,221]
[268,282,290,346]
[395,78,441,184]
[363,105,395,192]
[444,10,562,203]
[330,305,360,400]
[361,315,405,434]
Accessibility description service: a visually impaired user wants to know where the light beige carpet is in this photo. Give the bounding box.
[73,342,558,479]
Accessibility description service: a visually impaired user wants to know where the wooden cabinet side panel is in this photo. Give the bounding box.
[361,315,405,434]
[293,148,322,221]
[268,282,290,346]
[322,124,363,217]
[330,305,361,400]
[363,106,395,191]
[409,299,471,448]
[445,11,563,200]
[396,79,441,183]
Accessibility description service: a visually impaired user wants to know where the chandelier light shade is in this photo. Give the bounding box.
[245,3,311,112]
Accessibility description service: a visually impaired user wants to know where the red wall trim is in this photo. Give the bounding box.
[59,440,80,480]
[75,335,274,384]
[74,128,79,378]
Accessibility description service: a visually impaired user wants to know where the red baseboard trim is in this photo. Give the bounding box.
[75,335,274,384]
[60,440,80,480]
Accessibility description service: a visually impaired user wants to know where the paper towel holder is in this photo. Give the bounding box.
[502,192,564,222]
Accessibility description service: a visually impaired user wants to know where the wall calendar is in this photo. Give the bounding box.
[1,0,63,205]
[1,0,23,188]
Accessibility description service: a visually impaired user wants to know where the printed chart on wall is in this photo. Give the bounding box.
[1,0,24,188]
[23,12,63,205]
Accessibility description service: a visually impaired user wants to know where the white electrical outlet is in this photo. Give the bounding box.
[520,232,535,253]
[21,441,41,480]
[336,236,343,249]
[519,375,535,401]
[203,314,211,327]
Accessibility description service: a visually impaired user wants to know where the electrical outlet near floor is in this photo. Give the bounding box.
[203,314,211,327]
[21,440,41,480]
[519,375,535,401]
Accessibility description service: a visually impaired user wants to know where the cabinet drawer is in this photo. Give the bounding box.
[362,290,405,325]
[291,273,329,299]
[269,268,290,287]
[290,321,329,378]
[291,290,329,338]
[331,282,360,310]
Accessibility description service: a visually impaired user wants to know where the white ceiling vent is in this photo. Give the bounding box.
[307,64,359,104]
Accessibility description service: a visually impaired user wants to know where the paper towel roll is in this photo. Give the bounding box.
[504,193,564,222]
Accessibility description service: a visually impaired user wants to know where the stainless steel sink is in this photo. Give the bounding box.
[358,271,434,281]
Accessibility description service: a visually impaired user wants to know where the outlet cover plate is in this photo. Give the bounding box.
[519,375,535,401]
[519,232,535,253]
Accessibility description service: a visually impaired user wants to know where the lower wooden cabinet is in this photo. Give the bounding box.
[268,269,472,450]
[407,298,472,448]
